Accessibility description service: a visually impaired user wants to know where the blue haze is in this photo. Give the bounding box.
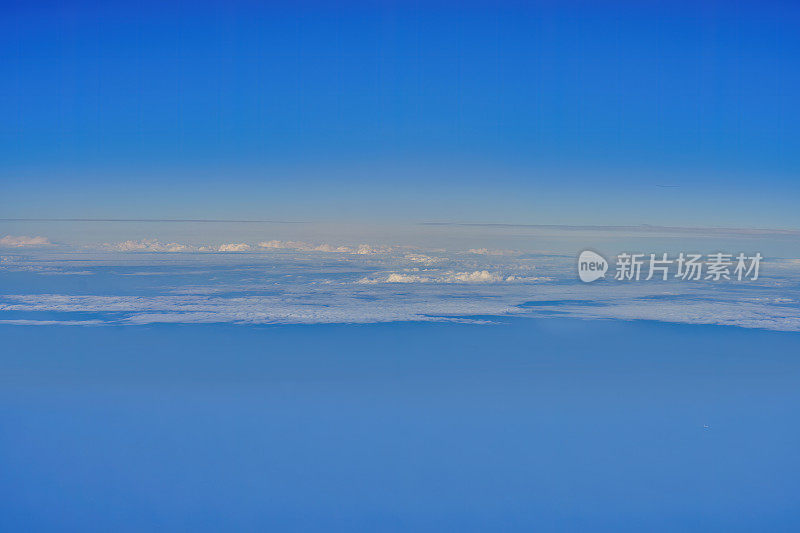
[2,319,800,531]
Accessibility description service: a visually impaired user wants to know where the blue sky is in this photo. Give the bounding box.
[2,1,799,226]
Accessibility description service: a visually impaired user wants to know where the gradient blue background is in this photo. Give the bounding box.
[2,1,799,226]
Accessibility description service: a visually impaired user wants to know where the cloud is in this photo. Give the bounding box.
[258,240,392,254]
[443,270,503,282]
[385,272,430,283]
[4,246,798,332]
[405,253,443,265]
[258,240,351,252]
[504,275,554,283]
[7,280,797,331]
[354,244,392,255]
[102,239,396,254]
[218,243,251,252]
[0,292,515,326]
[2,250,799,331]
[467,248,512,256]
[108,240,252,252]
[359,270,506,284]
[258,240,291,249]
[0,235,51,247]
[313,243,352,252]
[111,239,190,252]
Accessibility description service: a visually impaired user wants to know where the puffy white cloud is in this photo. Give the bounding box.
[355,244,392,255]
[443,270,503,283]
[405,253,443,265]
[451,270,501,282]
[218,243,251,252]
[0,235,51,247]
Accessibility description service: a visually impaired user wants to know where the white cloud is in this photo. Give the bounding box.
[386,272,430,283]
[258,240,391,254]
[2,254,799,331]
[99,238,398,254]
[405,253,443,265]
[467,248,511,256]
[258,240,291,249]
[0,293,515,326]
[5,246,799,332]
[504,275,554,283]
[0,235,51,247]
[111,239,190,252]
[108,240,254,252]
[444,270,503,283]
[258,240,351,253]
[313,243,352,252]
[359,270,506,284]
[218,243,251,252]
[355,244,392,255]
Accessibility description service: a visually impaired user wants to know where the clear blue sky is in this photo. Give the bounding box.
[2,1,799,227]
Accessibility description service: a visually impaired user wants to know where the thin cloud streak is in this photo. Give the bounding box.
[421,222,800,237]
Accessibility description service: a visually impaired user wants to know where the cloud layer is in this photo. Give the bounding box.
[112,239,189,252]
[1,245,798,332]
[0,235,51,247]
[102,239,396,254]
